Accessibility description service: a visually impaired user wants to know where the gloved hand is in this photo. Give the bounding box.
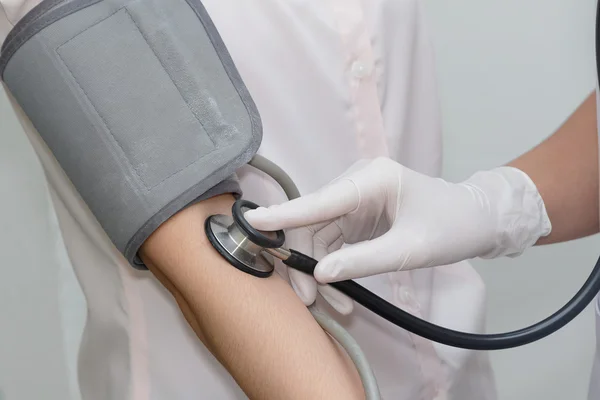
[282,225,355,314]
[246,157,551,307]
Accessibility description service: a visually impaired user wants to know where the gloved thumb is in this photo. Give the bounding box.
[284,227,319,306]
[313,232,423,283]
[288,267,318,306]
[318,284,354,315]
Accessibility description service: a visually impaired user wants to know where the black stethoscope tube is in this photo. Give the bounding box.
[222,197,600,350]
[283,249,600,350]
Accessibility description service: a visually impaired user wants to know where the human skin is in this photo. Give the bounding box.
[139,194,365,400]
[508,92,599,244]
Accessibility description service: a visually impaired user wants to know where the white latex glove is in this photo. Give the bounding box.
[273,161,379,315]
[282,225,355,314]
[246,157,551,291]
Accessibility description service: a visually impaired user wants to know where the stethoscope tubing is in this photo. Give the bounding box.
[226,198,600,350]
[281,248,600,350]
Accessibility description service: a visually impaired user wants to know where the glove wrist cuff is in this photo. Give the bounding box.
[467,166,552,259]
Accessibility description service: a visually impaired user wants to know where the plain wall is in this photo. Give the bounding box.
[424,0,600,399]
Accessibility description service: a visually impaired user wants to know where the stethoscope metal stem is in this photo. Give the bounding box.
[263,247,291,261]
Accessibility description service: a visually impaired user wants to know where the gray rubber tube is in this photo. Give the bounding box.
[248,155,381,400]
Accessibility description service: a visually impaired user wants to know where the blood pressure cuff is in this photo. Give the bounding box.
[0,0,262,269]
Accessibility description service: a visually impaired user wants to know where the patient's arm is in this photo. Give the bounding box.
[139,194,364,400]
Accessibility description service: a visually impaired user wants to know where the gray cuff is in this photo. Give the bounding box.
[1,0,262,270]
[131,174,243,269]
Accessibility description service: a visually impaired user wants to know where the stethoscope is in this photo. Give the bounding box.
[205,160,600,352]
[204,2,600,354]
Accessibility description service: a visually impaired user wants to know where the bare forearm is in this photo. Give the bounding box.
[508,92,599,244]
[140,195,364,400]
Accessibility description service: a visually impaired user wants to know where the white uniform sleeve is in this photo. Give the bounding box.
[0,85,81,400]
[0,0,40,26]
[0,3,81,399]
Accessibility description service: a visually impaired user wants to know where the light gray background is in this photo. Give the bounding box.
[1,1,599,399]
[425,0,600,399]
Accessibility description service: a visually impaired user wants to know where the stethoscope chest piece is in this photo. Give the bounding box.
[205,214,275,277]
[205,200,286,278]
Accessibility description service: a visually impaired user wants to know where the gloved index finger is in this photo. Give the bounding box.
[244,179,359,231]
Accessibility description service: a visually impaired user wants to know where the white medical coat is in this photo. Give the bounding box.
[0,1,497,399]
